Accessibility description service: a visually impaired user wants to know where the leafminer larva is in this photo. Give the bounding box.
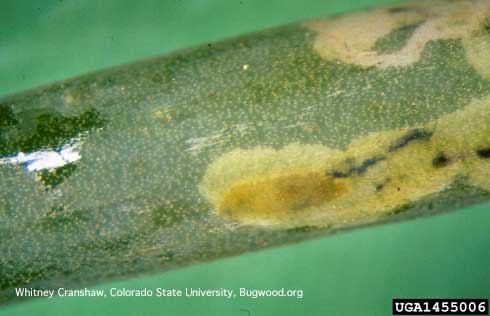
[200,96,490,228]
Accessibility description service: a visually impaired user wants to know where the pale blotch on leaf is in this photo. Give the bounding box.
[305,0,490,77]
[200,96,490,228]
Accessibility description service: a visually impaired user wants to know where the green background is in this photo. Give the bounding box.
[1,0,489,315]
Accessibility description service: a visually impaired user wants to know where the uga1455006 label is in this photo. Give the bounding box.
[393,299,488,315]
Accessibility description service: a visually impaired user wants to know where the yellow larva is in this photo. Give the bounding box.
[199,96,490,228]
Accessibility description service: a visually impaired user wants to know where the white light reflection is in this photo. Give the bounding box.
[0,140,81,171]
